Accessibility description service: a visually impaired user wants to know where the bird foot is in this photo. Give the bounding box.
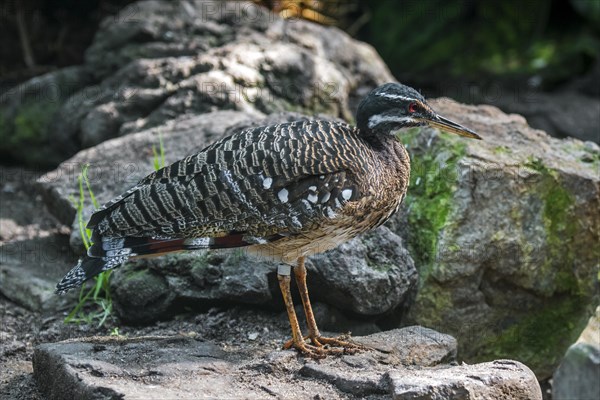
[284,338,338,359]
[283,333,364,357]
[310,334,365,355]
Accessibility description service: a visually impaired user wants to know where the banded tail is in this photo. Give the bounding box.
[55,234,281,294]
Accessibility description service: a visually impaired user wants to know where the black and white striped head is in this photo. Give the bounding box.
[356,83,481,140]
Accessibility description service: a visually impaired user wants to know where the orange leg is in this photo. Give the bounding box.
[283,257,363,355]
[277,265,325,358]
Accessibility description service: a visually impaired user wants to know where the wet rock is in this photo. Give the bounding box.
[553,306,600,400]
[394,99,600,378]
[33,327,542,400]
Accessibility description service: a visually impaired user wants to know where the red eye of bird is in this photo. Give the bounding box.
[408,102,418,113]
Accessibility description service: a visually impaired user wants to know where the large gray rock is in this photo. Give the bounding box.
[487,90,600,143]
[385,361,542,400]
[2,0,393,166]
[0,167,75,312]
[111,225,415,324]
[0,66,94,167]
[33,327,542,400]
[553,306,600,400]
[392,98,599,378]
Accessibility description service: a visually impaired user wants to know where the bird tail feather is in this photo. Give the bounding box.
[55,256,119,295]
[55,234,268,294]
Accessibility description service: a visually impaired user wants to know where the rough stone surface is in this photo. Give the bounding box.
[2,0,393,164]
[32,327,542,400]
[553,306,600,400]
[386,360,542,400]
[353,326,457,367]
[393,98,600,378]
[0,167,75,312]
[0,67,94,167]
[487,90,600,143]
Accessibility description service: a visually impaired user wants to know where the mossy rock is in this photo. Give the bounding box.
[0,101,60,166]
[393,100,599,378]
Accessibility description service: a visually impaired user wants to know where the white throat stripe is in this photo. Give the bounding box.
[368,115,415,129]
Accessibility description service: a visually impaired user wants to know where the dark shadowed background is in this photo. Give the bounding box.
[0,0,599,168]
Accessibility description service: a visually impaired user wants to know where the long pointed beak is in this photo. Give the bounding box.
[425,115,482,140]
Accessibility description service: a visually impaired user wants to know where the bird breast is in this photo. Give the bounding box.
[250,138,410,264]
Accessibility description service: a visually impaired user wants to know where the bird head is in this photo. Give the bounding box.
[356,83,481,140]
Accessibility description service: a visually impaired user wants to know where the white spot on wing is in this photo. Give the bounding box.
[342,189,353,200]
[308,186,317,191]
[278,188,289,203]
[307,193,318,203]
[263,176,273,189]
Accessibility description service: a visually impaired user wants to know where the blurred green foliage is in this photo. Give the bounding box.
[358,0,600,89]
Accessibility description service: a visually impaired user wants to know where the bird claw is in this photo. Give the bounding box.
[310,335,365,354]
[283,333,365,357]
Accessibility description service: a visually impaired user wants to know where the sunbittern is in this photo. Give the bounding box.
[56,83,481,358]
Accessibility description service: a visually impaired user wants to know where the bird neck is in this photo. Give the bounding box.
[361,129,398,152]
[362,130,411,178]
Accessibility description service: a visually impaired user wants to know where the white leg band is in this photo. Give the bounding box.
[277,264,292,276]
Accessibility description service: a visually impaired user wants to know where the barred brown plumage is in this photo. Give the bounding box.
[56,82,481,358]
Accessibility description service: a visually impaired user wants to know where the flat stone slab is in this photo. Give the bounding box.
[33,327,542,399]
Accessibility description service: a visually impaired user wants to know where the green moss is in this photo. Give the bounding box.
[525,158,581,295]
[411,282,453,327]
[399,130,467,277]
[366,259,395,272]
[13,101,59,145]
[477,296,588,377]
[124,268,150,281]
[0,101,60,165]
[479,157,596,376]
[493,145,512,154]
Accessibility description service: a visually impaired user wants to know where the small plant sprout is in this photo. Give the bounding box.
[152,132,165,170]
[64,138,167,327]
[64,164,113,327]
